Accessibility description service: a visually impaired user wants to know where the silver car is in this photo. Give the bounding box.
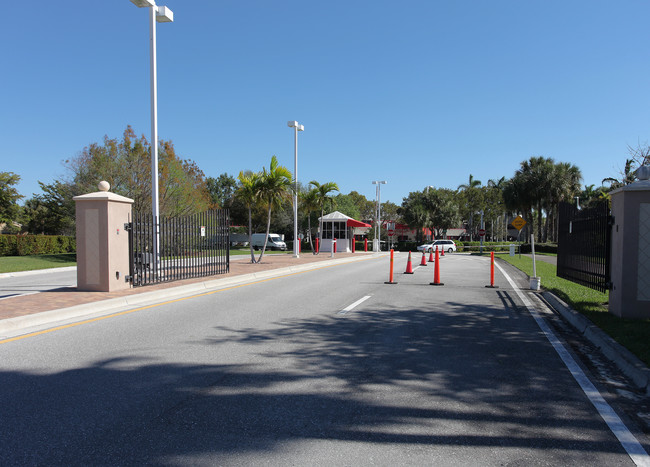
[417,240,457,253]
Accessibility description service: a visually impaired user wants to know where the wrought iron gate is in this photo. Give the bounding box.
[557,201,612,293]
[126,209,230,287]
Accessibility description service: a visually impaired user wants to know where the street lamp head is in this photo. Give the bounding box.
[298,124,304,131]
[130,0,155,7]
[287,121,298,128]
[372,180,387,185]
[156,5,173,22]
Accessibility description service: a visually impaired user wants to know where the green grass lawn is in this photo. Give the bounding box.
[0,254,77,273]
[498,253,650,367]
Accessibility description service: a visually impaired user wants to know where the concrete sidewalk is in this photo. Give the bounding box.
[0,252,380,336]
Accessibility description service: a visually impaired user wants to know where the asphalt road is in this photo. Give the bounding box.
[0,268,76,300]
[0,254,647,465]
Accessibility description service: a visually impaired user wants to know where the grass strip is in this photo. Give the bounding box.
[0,254,77,273]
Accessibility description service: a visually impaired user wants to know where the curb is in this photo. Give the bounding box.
[542,291,650,394]
[0,254,381,337]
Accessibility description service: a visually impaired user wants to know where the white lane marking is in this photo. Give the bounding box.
[495,262,650,466]
[338,295,372,315]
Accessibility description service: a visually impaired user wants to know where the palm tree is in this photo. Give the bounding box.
[257,155,293,263]
[602,158,636,189]
[236,170,261,263]
[457,174,482,240]
[546,162,582,241]
[518,156,555,241]
[458,174,482,191]
[309,180,339,253]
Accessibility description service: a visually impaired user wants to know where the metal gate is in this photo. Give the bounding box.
[557,201,612,293]
[126,209,230,287]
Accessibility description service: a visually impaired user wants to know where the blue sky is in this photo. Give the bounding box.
[3,1,650,205]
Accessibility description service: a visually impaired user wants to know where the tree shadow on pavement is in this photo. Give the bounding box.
[0,298,636,465]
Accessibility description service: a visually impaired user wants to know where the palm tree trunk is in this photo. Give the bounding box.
[257,203,273,263]
[247,207,256,263]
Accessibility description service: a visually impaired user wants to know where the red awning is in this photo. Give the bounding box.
[347,219,371,228]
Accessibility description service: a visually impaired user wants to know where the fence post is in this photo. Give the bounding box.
[73,181,133,292]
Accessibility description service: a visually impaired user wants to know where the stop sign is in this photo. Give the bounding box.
[479,229,486,237]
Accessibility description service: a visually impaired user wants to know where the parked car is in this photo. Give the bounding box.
[417,240,457,253]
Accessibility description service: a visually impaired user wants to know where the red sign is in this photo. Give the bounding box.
[478,229,486,237]
[388,229,395,237]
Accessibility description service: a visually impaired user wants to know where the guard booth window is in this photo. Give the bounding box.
[322,221,346,239]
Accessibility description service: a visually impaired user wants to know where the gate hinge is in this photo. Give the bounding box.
[124,222,132,232]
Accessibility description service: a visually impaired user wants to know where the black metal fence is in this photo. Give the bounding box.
[557,201,612,293]
[126,210,229,287]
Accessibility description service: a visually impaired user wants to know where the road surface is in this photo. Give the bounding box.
[0,253,647,465]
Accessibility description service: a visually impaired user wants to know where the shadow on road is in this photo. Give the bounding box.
[0,298,630,465]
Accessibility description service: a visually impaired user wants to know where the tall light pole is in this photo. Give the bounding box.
[130,0,173,269]
[288,121,304,258]
[372,180,387,252]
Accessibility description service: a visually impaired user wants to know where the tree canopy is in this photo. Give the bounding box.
[0,172,23,226]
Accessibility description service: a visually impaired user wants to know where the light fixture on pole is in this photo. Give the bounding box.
[288,121,304,258]
[372,180,387,252]
[130,0,173,272]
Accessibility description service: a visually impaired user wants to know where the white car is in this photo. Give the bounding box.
[417,240,457,253]
[417,243,433,252]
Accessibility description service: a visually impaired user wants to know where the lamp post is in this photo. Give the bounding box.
[372,180,387,252]
[288,121,304,258]
[130,0,173,270]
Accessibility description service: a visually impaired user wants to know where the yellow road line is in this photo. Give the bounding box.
[0,255,380,345]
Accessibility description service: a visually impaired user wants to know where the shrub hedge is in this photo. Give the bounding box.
[0,235,76,256]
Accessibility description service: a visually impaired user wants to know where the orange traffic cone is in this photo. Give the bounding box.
[428,249,434,262]
[420,251,427,266]
[404,251,414,274]
[440,246,445,257]
[430,247,444,286]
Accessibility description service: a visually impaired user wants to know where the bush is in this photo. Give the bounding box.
[460,241,514,252]
[0,235,76,256]
[518,243,557,254]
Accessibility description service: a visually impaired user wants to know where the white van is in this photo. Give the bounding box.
[251,233,287,251]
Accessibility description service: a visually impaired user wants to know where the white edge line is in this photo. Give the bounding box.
[494,261,650,466]
[339,295,372,315]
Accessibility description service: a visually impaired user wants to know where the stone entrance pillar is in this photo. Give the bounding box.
[609,166,650,318]
[73,181,134,292]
